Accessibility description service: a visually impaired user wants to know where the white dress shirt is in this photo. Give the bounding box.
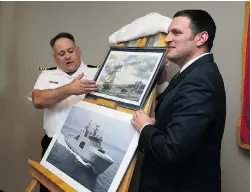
[180,53,210,72]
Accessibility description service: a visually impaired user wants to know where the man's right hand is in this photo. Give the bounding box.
[68,72,98,95]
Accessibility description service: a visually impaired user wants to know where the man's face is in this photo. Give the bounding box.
[53,38,81,73]
[165,16,198,64]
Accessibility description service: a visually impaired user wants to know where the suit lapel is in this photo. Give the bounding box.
[155,54,214,110]
[155,72,185,109]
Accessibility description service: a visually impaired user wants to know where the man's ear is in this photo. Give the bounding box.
[76,46,81,55]
[53,54,57,63]
[196,31,209,47]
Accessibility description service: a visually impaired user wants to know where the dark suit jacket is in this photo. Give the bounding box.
[137,54,226,192]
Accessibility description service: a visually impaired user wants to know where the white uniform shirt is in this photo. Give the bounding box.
[33,62,98,137]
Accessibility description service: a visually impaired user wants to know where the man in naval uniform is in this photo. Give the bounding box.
[32,32,99,192]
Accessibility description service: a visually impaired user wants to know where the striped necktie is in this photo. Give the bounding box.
[170,71,180,83]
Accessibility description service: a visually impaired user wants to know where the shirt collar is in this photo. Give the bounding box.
[180,53,211,73]
[55,61,87,78]
[71,61,87,78]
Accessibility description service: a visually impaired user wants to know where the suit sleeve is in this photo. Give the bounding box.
[138,74,216,164]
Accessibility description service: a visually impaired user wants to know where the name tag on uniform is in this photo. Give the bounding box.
[49,80,58,84]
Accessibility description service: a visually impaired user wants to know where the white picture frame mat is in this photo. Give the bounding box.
[41,101,139,192]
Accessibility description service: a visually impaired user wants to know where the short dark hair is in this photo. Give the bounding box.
[174,10,216,51]
[50,32,75,48]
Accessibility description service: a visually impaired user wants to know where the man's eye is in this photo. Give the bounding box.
[68,49,73,53]
[173,30,181,35]
[58,52,65,57]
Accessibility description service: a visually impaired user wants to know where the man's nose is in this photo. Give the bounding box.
[165,33,172,44]
[65,52,71,60]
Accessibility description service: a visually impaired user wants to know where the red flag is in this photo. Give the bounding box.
[237,2,250,149]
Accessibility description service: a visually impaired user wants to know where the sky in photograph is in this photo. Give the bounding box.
[63,105,135,151]
[98,52,162,85]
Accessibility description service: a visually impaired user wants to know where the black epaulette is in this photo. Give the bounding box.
[39,67,57,70]
[87,65,99,68]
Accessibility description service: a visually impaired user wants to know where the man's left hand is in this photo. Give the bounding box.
[131,109,155,132]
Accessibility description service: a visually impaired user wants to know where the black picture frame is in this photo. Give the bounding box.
[86,46,167,110]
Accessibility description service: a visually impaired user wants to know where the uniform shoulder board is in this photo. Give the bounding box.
[39,67,57,71]
[87,64,99,68]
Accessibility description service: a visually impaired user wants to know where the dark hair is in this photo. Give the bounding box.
[50,32,75,48]
[174,10,216,51]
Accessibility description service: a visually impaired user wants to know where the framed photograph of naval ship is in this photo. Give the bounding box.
[41,101,139,192]
[86,46,167,110]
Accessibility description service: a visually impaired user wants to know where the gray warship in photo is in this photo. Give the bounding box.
[65,120,114,174]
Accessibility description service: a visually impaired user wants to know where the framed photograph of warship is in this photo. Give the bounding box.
[41,101,139,192]
[86,46,167,110]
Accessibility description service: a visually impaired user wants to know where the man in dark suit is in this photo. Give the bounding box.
[131,10,226,192]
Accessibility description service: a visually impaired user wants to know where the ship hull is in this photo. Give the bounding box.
[83,146,113,174]
[65,137,113,174]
